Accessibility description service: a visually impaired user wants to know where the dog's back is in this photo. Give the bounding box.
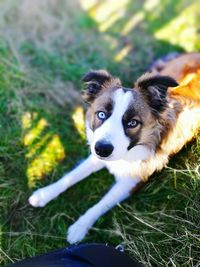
[160,52,200,82]
[154,53,200,166]
[124,53,200,181]
[162,53,200,138]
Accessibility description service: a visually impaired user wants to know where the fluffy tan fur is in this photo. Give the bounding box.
[138,53,200,181]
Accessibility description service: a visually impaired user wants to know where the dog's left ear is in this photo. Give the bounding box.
[136,73,178,112]
[82,70,120,104]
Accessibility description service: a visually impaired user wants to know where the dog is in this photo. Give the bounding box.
[29,52,200,244]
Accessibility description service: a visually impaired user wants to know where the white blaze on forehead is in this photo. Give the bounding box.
[112,89,132,118]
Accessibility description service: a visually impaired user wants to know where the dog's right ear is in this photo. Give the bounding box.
[81,70,113,104]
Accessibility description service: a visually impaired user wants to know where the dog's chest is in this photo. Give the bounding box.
[104,159,141,180]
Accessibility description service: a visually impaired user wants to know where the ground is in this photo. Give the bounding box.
[0,0,200,266]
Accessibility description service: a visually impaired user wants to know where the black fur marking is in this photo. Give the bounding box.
[127,136,140,150]
[122,107,141,151]
[138,75,178,113]
[82,70,112,84]
[122,107,138,122]
[82,70,113,104]
[87,82,100,94]
[82,81,102,103]
[138,75,178,89]
[105,101,113,113]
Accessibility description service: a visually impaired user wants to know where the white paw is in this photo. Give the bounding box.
[29,188,52,207]
[67,217,93,244]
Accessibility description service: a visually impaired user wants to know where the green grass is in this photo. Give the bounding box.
[0,0,200,266]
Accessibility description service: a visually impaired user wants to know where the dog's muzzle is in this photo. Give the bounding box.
[95,140,114,158]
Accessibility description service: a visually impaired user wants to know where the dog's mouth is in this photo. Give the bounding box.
[91,147,113,161]
[94,153,113,161]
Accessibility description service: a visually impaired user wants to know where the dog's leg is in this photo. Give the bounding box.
[29,155,105,207]
[67,176,141,244]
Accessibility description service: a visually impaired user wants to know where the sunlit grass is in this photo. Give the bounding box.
[121,11,144,36]
[22,112,65,188]
[143,0,160,11]
[21,112,38,130]
[80,0,128,29]
[99,11,124,32]
[72,106,85,140]
[22,113,48,146]
[154,1,200,51]
[114,44,132,62]
[26,134,65,188]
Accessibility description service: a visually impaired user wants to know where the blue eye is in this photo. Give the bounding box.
[127,119,139,128]
[97,111,107,120]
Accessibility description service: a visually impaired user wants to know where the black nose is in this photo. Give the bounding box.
[95,141,114,158]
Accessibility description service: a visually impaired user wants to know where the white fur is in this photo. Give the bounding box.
[104,146,153,179]
[29,155,105,207]
[29,88,153,244]
[67,176,140,244]
[29,154,142,244]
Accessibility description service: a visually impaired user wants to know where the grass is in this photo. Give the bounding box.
[0,0,200,266]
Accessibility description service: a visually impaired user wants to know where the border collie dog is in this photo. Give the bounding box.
[29,53,200,244]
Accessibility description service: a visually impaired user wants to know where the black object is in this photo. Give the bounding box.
[6,243,142,267]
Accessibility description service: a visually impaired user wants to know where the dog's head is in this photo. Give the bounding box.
[82,70,178,161]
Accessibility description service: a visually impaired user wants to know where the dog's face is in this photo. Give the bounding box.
[82,70,178,161]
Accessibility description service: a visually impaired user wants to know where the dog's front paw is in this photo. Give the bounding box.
[67,217,93,244]
[29,188,52,207]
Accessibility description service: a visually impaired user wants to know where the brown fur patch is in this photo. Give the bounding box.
[82,70,121,104]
